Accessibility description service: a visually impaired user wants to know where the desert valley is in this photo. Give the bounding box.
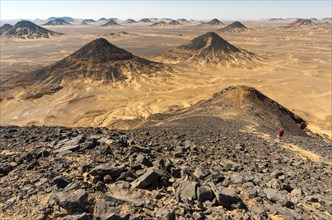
[0,15,331,220]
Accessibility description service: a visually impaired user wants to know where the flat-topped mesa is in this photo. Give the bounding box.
[2,20,63,39]
[218,21,249,32]
[156,32,260,67]
[289,19,316,27]
[69,38,133,62]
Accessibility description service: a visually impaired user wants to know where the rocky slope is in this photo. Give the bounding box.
[145,86,307,136]
[1,20,63,39]
[156,32,261,67]
[0,120,330,220]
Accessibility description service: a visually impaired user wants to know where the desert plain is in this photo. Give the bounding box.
[0,21,331,137]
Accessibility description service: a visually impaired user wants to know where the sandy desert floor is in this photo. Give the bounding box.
[0,21,331,137]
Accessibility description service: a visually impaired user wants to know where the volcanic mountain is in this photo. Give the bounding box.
[168,20,182,26]
[218,21,249,32]
[200,18,225,27]
[47,16,74,22]
[177,18,190,24]
[126,19,137,23]
[146,85,307,136]
[101,20,121,27]
[289,19,316,27]
[139,18,152,23]
[82,19,96,23]
[1,20,63,39]
[43,19,71,26]
[0,24,13,34]
[156,32,260,67]
[151,21,168,27]
[98,18,108,22]
[4,38,170,99]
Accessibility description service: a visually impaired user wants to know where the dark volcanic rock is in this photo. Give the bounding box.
[53,189,89,214]
[63,213,93,220]
[0,123,330,220]
[130,168,164,189]
[89,163,126,179]
[52,176,70,188]
[155,207,176,220]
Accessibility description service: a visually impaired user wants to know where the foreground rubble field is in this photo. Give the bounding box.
[0,125,331,219]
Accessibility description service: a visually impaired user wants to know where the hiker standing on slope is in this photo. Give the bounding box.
[276,128,285,141]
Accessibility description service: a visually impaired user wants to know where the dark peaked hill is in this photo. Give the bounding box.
[126,19,137,23]
[169,20,182,25]
[2,20,63,39]
[157,32,260,67]
[43,19,71,25]
[151,21,168,27]
[82,19,96,23]
[139,18,152,23]
[101,20,121,27]
[47,16,74,22]
[207,18,224,25]
[218,21,249,32]
[177,18,190,24]
[146,85,307,135]
[21,38,169,89]
[199,18,224,26]
[289,19,315,27]
[98,18,108,21]
[0,24,13,34]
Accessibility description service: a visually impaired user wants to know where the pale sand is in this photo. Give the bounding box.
[0,22,331,137]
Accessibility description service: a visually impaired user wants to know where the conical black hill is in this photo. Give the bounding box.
[179,32,240,53]
[70,38,132,62]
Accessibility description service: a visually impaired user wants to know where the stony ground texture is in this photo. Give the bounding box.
[0,123,331,220]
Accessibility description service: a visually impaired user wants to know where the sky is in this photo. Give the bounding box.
[1,0,331,20]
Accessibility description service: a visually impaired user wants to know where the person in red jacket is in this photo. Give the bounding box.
[277,129,285,141]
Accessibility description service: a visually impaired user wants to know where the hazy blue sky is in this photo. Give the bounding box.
[1,0,331,20]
